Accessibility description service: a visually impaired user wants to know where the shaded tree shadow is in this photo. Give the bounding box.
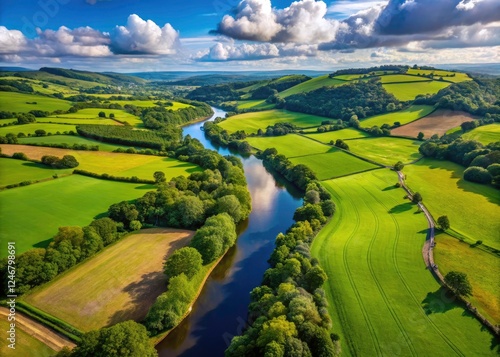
[382,185,398,191]
[33,237,52,248]
[388,202,413,214]
[21,162,56,170]
[422,287,459,315]
[489,334,500,353]
[417,229,428,234]
[134,184,155,190]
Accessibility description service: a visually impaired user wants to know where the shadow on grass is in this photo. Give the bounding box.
[21,162,55,170]
[33,237,52,249]
[388,202,413,214]
[382,185,399,191]
[134,184,155,190]
[422,287,459,315]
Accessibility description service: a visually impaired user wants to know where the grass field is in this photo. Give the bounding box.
[303,128,370,143]
[0,123,77,136]
[346,137,422,165]
[360,105,435,128]
[108,100,192,110]
[379,75,432,83]
[0,92,72,112]
[0,318,55,357]
[236,100,275,110]
[406,69,471,83]
[36,117,120,125]
[0,144,201,179]
[1,76,78,95]
[289,150,379,180]
[392,110,477,138]
[48,108,143,126]
[462,123,500,145]
[0,118,19,124]
[0,158,71,186]
[0,175,155,257]
[311,169,497,357]
[19,135,135,151]
[383,81,450,101]
[404,158,500,249]
[433,232,500,324]
[24,228,194,331]
[246,134,332,157]
[279,75,345,97]
[219,110,329,134]
[332,74,364,80]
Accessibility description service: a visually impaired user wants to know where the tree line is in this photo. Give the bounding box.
[226,181,340,357]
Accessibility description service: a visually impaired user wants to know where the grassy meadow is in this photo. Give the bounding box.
[404,158,500,249]
[246,134,332,157]
[279,75,345,97]
[0,175,155,257]
[406,69,471,83]
[36,117,120,125]
[346,137,422,165]
[311,169,497,357]
[0,92,72,112]
[289,150,379,180]
[433,232,500,324]
[462,123,500,145]
[0,123,77,136]
[0,318,55,357]
[236,100,275,110]
[303,128,370,143]
[0,144,201,179]
[108,100,192,109]
[383,81,450,101]
[379,74,432,83]
[19,135,136,152]
[219,110,328,134]
[0,158,71,187]
[360,105,435,128]
[23,228,194,331]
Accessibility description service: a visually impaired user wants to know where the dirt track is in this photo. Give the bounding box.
[0,307,75,352]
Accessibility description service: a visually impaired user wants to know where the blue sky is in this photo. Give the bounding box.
[0,0,498,72]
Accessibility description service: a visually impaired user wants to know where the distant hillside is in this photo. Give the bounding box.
[39,67,146,85]
[0,67,33,72]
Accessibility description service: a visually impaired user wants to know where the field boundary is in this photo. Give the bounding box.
[397,170,500,337]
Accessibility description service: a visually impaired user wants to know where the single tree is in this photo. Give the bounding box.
[153,171,166,184]
[109,113,115,119]
[394,161,404,171]
[412,192,423,203]
[445,271,472,297]
[417,132,425,140]
[437,215,450,230]
[164,247,202,279]
[98,111,106,118]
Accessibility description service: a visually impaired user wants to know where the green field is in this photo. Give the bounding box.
[406,69,471,83]
[404,158,500,249]
[1,76,78,95]
[332,74,364,80]
[24,228,193,331]
[0,144,201,180]
[219,110,329,134]
[108,100,192,110]
[379,75,432,83]
[462,123,500,145]
[0,123,77,136]
[346,137,422,165]
[19,135,135,151]
[360,105,435,128]
[434,232,500,323]
[236,100,275,110]
[246,134,332,157]
[279,75,345,97]
[304,128,370,143]
[0,158,71,186]
[0,92,72,112]
[0,175,155,257]
[289,150,379,180]
[0,318,55,357]
[311,169,497,357]
[383,81,450,101]
[51,108,142,124]
[36,117,119,125]
[0,118,18,124]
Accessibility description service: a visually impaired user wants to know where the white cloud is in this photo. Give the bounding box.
[327,0,388,17]
[110,14,179,55]
[0,27,28,54]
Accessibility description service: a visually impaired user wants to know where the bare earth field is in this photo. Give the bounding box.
[24,228,194,332]
[391,110,476,138]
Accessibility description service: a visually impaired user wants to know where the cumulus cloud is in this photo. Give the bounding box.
[198,41,317,61]
[215,0,338,43]
[110,14,179,54]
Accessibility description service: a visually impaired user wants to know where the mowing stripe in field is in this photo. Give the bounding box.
[461,123,500,145]
[311,169,496,357]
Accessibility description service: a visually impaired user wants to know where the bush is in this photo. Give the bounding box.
[12,152,28,160]
[463,166,492,184]
[164,247,202,279]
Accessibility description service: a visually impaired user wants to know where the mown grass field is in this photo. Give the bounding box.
[379,74,432,83]
[289,150,379,180]
[0,158,71,187]
[0,318,55,357]
[311,169,497,357]
[303,128,370,143]
[246,134,332,157]
[462,123,500,145]
[19,135,134,151]
[433,232,500,324]
[279,75,345,97]
[236,100,275,110]
[0,123,77,136]
[50,108,142,125]
[332,74,364,80]
[23,228,194,331]
[0,92,72,112]
[219,110,328,134]
[383,81,450,101]
[360,105,435,128]
[0,144,201,179]
[346,137,422,165]
[404,158,500,249]
[1,76,78,95]
[406,69,471,83]
[0,175,155,257]
[36,117,119,125]
[108,100,192,110]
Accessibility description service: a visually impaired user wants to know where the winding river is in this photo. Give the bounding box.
[156,108,303,356]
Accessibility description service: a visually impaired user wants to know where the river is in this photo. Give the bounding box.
[156,108,303,356]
